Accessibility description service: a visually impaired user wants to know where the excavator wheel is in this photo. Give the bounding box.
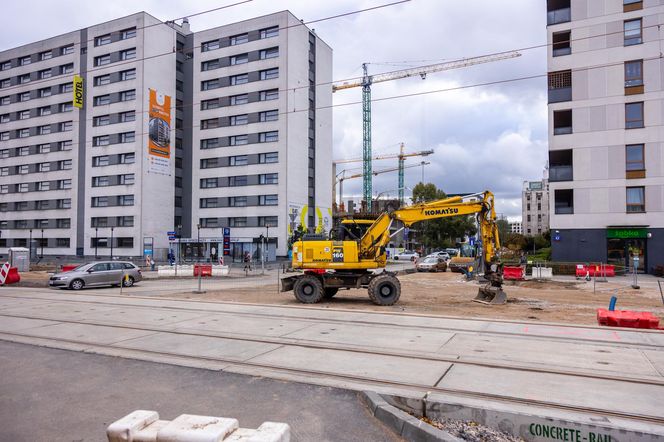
[293,275,325,304]
[323,288,339,299]
[368,274,401,306]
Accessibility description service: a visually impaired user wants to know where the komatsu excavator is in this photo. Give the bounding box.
[281,191,506,306]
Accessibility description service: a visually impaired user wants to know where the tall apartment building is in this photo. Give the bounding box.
[509,221,522,235]
[0,10,332,262]
[547,0,664,273]
[521,178,550,236]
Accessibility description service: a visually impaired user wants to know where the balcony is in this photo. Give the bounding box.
[549,166,573,182]
[548,8,570,25]
[548,70,572,104]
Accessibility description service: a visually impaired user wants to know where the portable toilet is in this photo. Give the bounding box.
[8,247,29,272]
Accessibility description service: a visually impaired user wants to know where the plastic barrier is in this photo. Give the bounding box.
[576,264,615,278]
[193,264,213,277]
[61,264,78,272]
[597,308,661,329]
[0,265,20,285]
[107,410,291,442]
[531,267,553,279]
[503,266,524,280]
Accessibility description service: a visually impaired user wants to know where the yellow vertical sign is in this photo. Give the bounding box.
[73,75,84,109]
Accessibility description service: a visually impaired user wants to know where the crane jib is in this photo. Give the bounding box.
[424,208,459,216]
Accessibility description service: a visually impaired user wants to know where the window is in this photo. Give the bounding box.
[201,40,220,52]
[201,118,220,130]
[259,110,279,122]
[259,173,278,184]
[93,135,110,146]
[230,114,248,126]
[119,153,135,164]
[119,195,134,206]
[93,155,110,166]
[230,33,248,45]
[61,45,74,55]
[60,83,73,93]
[95,54,111,66]
[626,186,645,212]
[38,182,51,191]
[228,176,247,186]
[1,61,11,70]
[19,110,30,120]
[38,162,50,172]
[548,70,572,103]
[120,111,135,122]
[624,19,642,46]
[60,63,74,74]
[120,69,136,81]
[94,95,110,106]
[200,158,218,169]
[229,217,247,227]
[93,176,110,187]
[95,74,111,86]
[19,74,30,84]
[230,134,248,146]
[0,132,9,141]
[59,159,72,170]
[18,164,29,174]
[56,238,70,247]
[554,189,574,214]
[200,178,218,188]
[59,102,73,113]
[260,26,279,39]
[57,199,71,209]
[39,69,52,79]
[230,196,247,207]
[200,198,218,208]
[0,166,8,175]
[259,131,278,142]
[38,144,50,153]
[202,79,219,91]
[176,80,183,92]
[120,48,136,60]
[230,155,248,166]
[260,47,279,59]
[0,96,9,105]
[260,68,279,80]
[176,61,183,72]
[20,91,31,101]
[18,183,29,192]
[230,74,248,85]
[18,128,30,138]
[58,140,72,151]
[95,34,111,46]
[39,87,51,97]
[0,113,8,122]
[259,194,278,206]
[59,121,73,132]
[624,60,643,87]
[120,132,135,143]
[260,89,279,101]
[120,90,135,101]
[38,125,51,135]
[40,51,52,61]
[117,216,134,227]
[201,98,219,110]
[0,79,10,88]
[92,196,108,207]
[201,138,220,149]
[230,53,248,65]
[0,185,8,194]
[19,56,31,66]
[625,102,644,128]
[19,146,29,156]
[120,174,134,185]
[0,149,8,158]
[230,94,248,105]
[39,106,51,116]
[121,28,137,40]
[626,144,645,171]
[94,115,110,126]
[201,59,220,71]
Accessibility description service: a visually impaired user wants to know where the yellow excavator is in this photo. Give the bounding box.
[281,191,506,305]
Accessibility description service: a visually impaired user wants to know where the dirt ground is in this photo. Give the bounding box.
[170,272,664,326]
[12,270,664,325]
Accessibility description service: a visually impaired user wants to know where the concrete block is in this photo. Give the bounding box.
[246,422,290,442]
[158,414,238,442]
[374,404,406,435]
[107,410,159,442]
[401,418,463,442]
[211,265,229,276]
[360,391,389,414]
[531,267,553,279]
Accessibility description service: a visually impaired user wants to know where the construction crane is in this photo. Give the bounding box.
[336,162,429,212]
[332,50,521,211]
[333,143,433,205]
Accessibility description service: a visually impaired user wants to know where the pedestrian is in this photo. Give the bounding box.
[150,256,155,271]
[243,251,252,272]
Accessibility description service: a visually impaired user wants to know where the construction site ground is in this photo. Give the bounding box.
[14,264,664,326]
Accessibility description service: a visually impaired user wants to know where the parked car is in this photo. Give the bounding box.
[416,256,448,272]
[445,248,460,257]
[393,250,420,261]
[49,261,142,290]
[427,251,450,261]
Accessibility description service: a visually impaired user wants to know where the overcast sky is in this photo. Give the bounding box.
[1,0,548,220]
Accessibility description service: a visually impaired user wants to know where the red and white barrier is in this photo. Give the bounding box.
[0,263,20,285]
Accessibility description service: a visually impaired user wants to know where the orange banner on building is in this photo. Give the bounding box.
[147,89,171,175]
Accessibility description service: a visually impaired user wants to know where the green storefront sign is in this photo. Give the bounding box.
[606,228,647,239]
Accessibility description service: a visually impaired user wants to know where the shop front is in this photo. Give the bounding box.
[170,237,277,264]
[606,228,648,273]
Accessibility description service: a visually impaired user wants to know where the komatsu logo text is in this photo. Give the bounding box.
[424,208,459,216]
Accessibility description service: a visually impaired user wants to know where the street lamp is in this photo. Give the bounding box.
[40,228,44,259]
[196,223,201,263]
[110,227,114,259]
[177,224,182,264]
[29,229,32,262]
[94,227,98,259]
[266,224,270,262]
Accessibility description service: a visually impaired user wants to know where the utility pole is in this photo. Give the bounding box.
[110,227,114,259]
[362,63,372,211]
[94,227,98,259]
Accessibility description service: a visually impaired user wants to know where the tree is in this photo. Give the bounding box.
[496,219,510,241]
[410,183,477,249]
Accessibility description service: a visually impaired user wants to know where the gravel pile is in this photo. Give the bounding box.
[422,417,524,442]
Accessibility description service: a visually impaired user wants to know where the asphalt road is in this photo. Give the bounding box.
[0,340,400,442]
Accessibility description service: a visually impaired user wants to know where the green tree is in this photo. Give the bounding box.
[410,183,477,249]
[496,219,510,241]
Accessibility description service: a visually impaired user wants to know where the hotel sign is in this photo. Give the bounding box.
[73,75,84,108]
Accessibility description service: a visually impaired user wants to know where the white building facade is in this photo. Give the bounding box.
[521,179,550,236]
[547,0,664,273]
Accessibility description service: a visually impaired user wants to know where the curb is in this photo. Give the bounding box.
[360,391,461,442]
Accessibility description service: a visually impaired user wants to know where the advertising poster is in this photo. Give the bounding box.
[147,89,171,176]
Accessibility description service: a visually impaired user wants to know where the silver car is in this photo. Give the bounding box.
[49,261,142,290]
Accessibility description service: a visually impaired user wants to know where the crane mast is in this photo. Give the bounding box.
[362,63,372,210]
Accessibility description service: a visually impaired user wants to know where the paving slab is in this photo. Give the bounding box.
[436,364,664,418]
[18,322,157,345]
[440,333,663,377]
[84,306,208,327]
[247,345,452,386]
[0,316,59,333]
[173,313,314,337]
[643,350,664,377]
[0,301,121,322]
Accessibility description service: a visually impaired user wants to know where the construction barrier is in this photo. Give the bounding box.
[107,410,290,442]
[193,264,213,277]
[61,264,78,272]
[503,266,525,280]
[575,264,615,278]
[531,267,553,280]
[157,265,229,277]
[0,263,20,285]
[597,309,661,330]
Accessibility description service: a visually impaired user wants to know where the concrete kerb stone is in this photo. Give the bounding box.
[360,391,460,441]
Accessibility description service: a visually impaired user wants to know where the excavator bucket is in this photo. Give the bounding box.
[473,284,507,305]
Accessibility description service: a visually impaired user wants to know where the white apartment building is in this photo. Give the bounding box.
[521,178,550,236]
[547,0,664,273]
[509,221,523,235]
[0,10,332,263]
